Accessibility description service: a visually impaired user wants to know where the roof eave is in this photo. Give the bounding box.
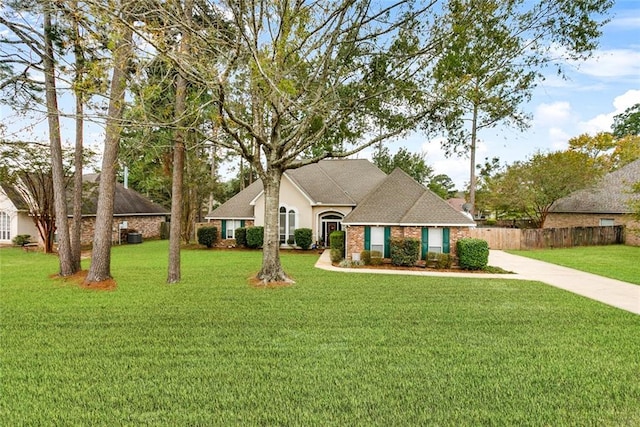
[204,216,255,220]
[342,222,476,227]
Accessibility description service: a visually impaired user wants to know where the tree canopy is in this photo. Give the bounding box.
[372,145,433,186]
[612,103,640,138]
[485,150,603,227]
[429,0,613,213]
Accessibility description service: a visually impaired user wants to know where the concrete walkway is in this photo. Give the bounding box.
[315,250,640,315]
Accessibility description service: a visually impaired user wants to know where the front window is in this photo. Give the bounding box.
[600,218,615,226]
[279,207,287,243]
[428,227,443,253]
[288,210,296,240]
[279,206,297,244]
[226,220,242,239]
[0,211,10,241]
[370,226,384,254]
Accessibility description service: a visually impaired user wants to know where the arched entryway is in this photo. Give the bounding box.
[319,212,344,247]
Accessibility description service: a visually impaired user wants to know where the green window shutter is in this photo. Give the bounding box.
[364,226,371,250]
[384,227,391,258]
[421,227,429,259]
[443,227,450,254]
[221,220,227,239]
[240,220,245,228]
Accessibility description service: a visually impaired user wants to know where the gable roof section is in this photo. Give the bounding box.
[343,168,476,226]
[207,159,388,219]
[79,174,169,216]
[0,183,29,211]
[286,159,387,205]
[208,180,263,219]
[550,159,640,214]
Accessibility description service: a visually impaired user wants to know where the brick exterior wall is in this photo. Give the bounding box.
[346,225,472,262]
[545,213,640,246]
[72,215,167,246]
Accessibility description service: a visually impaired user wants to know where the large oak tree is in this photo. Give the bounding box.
[132,0,442,283]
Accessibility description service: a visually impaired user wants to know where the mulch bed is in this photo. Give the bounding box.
[334,262,496,274]
[52,269,117,291]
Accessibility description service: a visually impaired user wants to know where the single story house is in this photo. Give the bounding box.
[206,159,476,260]
[73,174,170,245]
[0,174,169,246]
[546,159,640,246]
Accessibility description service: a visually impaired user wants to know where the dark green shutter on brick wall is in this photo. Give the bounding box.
[443,228,450,254]
[240,220,245,228]
[384,227,391,258]
[364,226,371,250]
[221,220,227,239]
[421,228,429,259]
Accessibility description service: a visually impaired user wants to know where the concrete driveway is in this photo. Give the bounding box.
[315,250,640,315]
[488,250,639,315]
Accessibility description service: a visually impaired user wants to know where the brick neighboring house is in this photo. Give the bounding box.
[206,159,476,260]
[76,174,169,245]
[546,159,640,246]
[0,174,169,247]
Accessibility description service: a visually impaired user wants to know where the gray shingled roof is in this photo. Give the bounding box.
[206,159,387,218]
[343,168,476,226]
[207,180,263,219]
[286,159,387,204]
[0,183,30,211]
[550,159,640,214]
[2,175,169,216]
[79,174,169,216]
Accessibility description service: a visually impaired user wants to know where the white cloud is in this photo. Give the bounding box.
[534,101,573,127]
[579,89,640,133]
[574,49,640,79]
[608,13,640,30]
[612,89,640,111]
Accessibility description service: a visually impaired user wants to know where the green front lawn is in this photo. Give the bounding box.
[1,241,639,425]
[508,245,640,285]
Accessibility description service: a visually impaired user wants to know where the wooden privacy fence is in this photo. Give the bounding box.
[469,226,624,250]
[468,228,521,250]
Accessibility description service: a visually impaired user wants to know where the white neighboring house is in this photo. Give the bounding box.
[0,184,39,245]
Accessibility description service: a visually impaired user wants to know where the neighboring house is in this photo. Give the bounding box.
[0,174,169,247]
[546,159,640,246]
[75,174,170,245]
[206,159,476,260]
[0,183,40,245]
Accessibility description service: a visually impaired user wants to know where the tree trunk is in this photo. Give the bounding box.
[167,0,192,284]
[207,138,217,214]
[167,130,184,283]
[469,100,479,217]
[43,7,74,276]
[71,0,84,272]
[85,17,132,284]
[257,168,292,284]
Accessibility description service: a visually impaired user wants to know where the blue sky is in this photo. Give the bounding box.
[360,0,640,188]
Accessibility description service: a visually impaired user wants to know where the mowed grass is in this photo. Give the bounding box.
[1,241,639,425]
[509,244,640,285]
